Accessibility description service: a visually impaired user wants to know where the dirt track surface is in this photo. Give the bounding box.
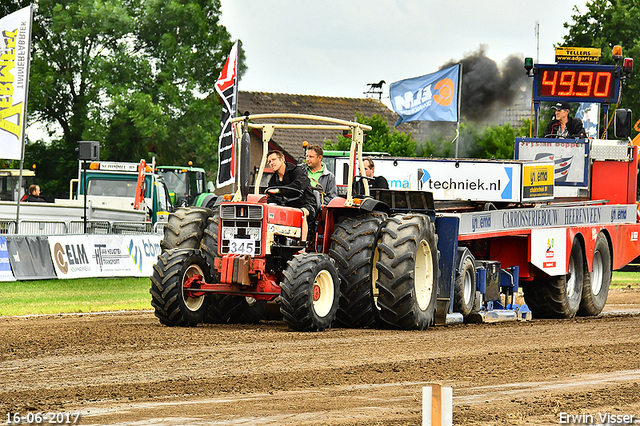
[1,289,640,426]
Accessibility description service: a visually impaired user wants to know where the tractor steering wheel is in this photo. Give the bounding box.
[265,186,305,205]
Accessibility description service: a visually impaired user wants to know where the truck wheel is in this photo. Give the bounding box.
[150,250,211,327]
[454,254,476,317]
[201,198,223,275]
[161,207,211,251]
[328,212,387,328]
[375,214,440,330]
[280,253,340,332]
[205,295,267,324]
[578,233,611,316]
[524,239,584,318]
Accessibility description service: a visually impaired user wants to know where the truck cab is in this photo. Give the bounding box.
[0,169,36,201]
[156,165,215,207]
[75,160,174,223]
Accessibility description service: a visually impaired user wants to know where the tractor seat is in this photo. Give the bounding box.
[311,185,322,212]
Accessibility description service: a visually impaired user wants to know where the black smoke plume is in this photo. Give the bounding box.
[441,45,528,122]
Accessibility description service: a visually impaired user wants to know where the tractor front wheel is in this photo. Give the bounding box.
[280,253,340,332]
[150,250,211,326]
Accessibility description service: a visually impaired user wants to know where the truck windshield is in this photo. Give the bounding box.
[159,171,188,196]
[156,181,171,212]
[87,179,139,197]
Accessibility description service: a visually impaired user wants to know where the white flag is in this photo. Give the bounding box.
[0,5,33,160]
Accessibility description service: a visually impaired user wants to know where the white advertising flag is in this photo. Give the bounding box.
[0,6,33,160]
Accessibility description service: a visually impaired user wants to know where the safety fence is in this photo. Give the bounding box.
[0,220,164,235]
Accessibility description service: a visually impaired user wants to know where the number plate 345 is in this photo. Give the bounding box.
[228,239,256,256]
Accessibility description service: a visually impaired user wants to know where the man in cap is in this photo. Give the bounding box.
[545,101,586,139]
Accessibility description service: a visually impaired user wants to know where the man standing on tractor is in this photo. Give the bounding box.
[266,150,317,242]
[353,157,389,195]
[305,143,338,204]
[545,101,586,138]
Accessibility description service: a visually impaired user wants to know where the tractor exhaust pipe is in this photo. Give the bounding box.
[239,112,251,201]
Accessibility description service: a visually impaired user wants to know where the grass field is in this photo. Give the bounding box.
[610,271,640,289]
[0,277,151,316]
[0,273,638,317]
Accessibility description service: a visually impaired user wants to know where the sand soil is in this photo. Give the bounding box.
[1,288,639,425]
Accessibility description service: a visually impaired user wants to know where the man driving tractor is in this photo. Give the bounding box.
[266,150,317,242]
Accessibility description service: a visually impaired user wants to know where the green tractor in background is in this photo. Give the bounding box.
[156,164,218,208]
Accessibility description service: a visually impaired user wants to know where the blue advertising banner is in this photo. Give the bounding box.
[0,236,16,281]
[390,64,460,125]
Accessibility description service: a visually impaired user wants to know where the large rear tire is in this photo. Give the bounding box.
[578,233,611,316]
[201,198,223,270]
[205,295,267,324]
[280,253,340,332]
[328,212,387,328]
[524,239,584,318]
[375,214,440,330]
[160,207,211,252]
[150,250,211,327]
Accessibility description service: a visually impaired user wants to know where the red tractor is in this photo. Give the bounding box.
[151,113,440,331]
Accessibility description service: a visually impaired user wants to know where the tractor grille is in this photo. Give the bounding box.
[220,204,263,256]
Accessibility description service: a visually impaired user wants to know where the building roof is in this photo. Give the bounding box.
[238,91,413,160]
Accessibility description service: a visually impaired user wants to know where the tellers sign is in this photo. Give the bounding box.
[534,65,619,103]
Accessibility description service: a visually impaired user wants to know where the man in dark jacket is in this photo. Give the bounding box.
[266,150,316,241]
[23,185,46,202]
[545,101,586,139]
[354,158,389,195]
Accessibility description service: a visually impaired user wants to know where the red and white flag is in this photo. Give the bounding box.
[214,41,239,188]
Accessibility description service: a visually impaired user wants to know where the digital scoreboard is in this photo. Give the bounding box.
[533,64,620,103]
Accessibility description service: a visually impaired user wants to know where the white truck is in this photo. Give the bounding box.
[0,160,173,233]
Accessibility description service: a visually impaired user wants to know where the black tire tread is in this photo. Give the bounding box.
[150,250,210,327]
[205,295,267,324]
[161,207,211,252]
[280,253,340,332]
[375,214,440,330]
[453,255,476,316]
[201,200,222,273]
[328,212,387,328]
[523,241,584,319]
[578,234,611,316]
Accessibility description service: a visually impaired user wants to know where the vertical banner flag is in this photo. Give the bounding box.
[215,41,239,188]
[390,64,460,126]
[0,6,33,160]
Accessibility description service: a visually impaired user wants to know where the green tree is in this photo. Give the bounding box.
[2,0,242,197]
[562,0,640,135]
[324,113,416,156]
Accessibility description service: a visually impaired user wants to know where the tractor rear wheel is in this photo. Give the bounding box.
[205,295,267,324]
[524,239,584,318]
[578,233,611,316]
[329,212,387,328]
[161,207,211,252]
[150,250,211,326]
[201,198,223,276]
[375,214,440,330]
[280,253,340,332]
